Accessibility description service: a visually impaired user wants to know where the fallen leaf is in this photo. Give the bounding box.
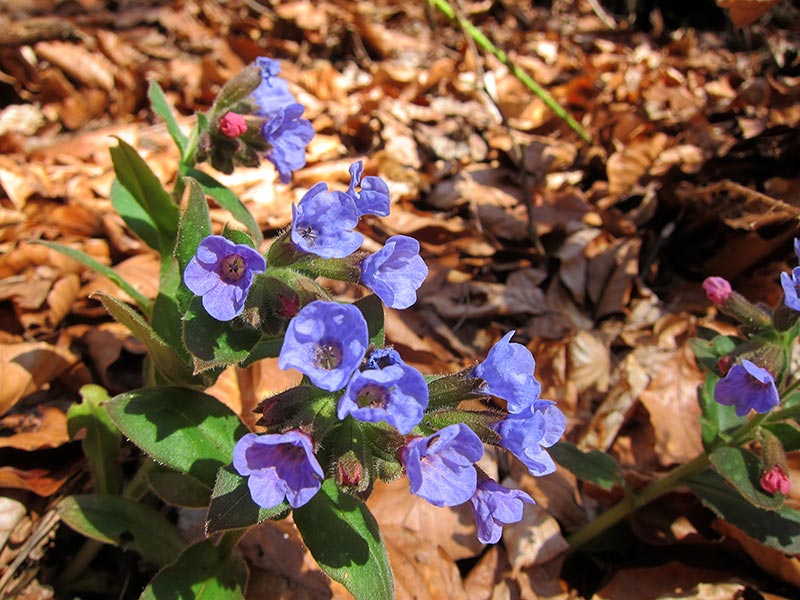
[0,406,69,451]
[0,342,78,416]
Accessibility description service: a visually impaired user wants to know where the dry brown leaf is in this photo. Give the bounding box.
[503,492,568,574]
[717,0,781,26]
[0,342,78,416]
[463,545,513,600]
[587,237,641,319]
[593,561,744,600]
[567,331,611,395]
[606,133,669,198]
[715,520,800,588]
[0,406,69,451]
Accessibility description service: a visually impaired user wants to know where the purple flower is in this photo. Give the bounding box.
[279,301,368,391]
[233,431,323,509]
[402,423,484,507]
[473,331,541,414]
[495,404,565,476]
[361,235,428,309]
[337,352,428,434]
[781,268,800,312]
[714,359,780,417]
[251,57,297,118]
[291,182,363,258]
[346,161,390,217]
[183,235,266,321]
[469,476,534,544]
[262,103,314,184]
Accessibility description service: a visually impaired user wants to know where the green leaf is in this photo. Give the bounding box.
[763,421,800,453]
[148,466,212,508]
[58,494,185,566]
[34,241,152,314]
[550,441,624,491]
[110,138,179,255]
[96,292,196,386]
[175,177,212,276]
[294,479,394,600]
[687,469,800,554]
[709,446,783,510]
[148,80,189,158]
[67,384,122,495]
[355,295,385,348]
[105,386,248,489]
[110,178,160,252]
[183,168,262,246]
[140,538,247,600]
[688,334,738,373]
[206,466,288,534]
[183,296,261,373]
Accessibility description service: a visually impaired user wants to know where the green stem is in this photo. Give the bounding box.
[567,453,711,551]
[427,0,591,142]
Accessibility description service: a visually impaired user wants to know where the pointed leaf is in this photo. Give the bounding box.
[58,494,185,566]
[206,466,288,534]
[148,80,189,158]
[175,177,213,276]
[184,168,262,246]
[294,479,394,600]
[140,538,246,600]
[105,386,248,488]
[96,292,196,386]
[110,178,161,252]
[687,469,800,554]
[355,294,384,348]
[709,446,783,510]
[110,138,179,255]
[67,384,122,495]
[34,241,152,314]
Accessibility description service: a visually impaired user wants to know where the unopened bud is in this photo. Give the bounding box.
[219,112,248,138]
[703,276,732,306]
[336,450,366,492]
[717,355,733,375]
[721,291,772,331]
[212,63,262,115]
[761,465,791,495]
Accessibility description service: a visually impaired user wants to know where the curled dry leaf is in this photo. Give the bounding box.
[0,406,69,451]
[502,487,569,575]
[606,133,669,199]
[568,331,611,395]
[0,342,78,416]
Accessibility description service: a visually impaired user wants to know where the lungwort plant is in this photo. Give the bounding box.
[49,58,567,598]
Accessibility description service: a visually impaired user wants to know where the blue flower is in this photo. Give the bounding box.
[291,182,363,258]
[495,404,565,476]
[402,423,484,507]
[279,301,368,391]
[361,235,428,309]
[346,161,390,217]
[233,431,323,509]
[469,476,534,544]
[251,57,297,118]
[473,331,541,414]
[262,103,314,184]
[714,359,780,417]
[183,235,266,321]
[337,351,428,434]
[781,268,800,312]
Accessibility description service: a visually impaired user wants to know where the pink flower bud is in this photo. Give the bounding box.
[702,276,732,306]
[219,112,248,138]
[760,465,791,495]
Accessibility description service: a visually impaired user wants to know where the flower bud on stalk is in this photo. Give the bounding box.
[761,429,791,495]
[702,276,772,330]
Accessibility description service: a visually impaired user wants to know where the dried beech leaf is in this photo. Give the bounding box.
[0,343,78,415]
[0,406,69,451]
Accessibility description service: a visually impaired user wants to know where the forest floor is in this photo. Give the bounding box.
[1,0,800,598]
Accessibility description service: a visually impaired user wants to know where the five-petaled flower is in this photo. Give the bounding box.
[233,431,324,509]
[361,235,428,309]
[338,349,428,434]
[183,235,266,321]
[473,331,541,414]
[251,57,298,117]
[279,301,368,392]
[469,475,534,544]
[495,401,566,477]
[291,182,363,258]
[714,359,780,417]
[402,423,484,507]
[262,103,314,184]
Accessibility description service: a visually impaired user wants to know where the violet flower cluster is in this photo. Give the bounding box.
[781,238,800,313]
[183,56,567,546]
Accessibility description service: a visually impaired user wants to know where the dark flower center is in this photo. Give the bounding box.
[356,383,388,409]
[314,342,342,370]
[219,254,246,283]
[298,226,318,246]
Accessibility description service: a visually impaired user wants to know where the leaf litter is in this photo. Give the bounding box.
[1,0,800,597]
